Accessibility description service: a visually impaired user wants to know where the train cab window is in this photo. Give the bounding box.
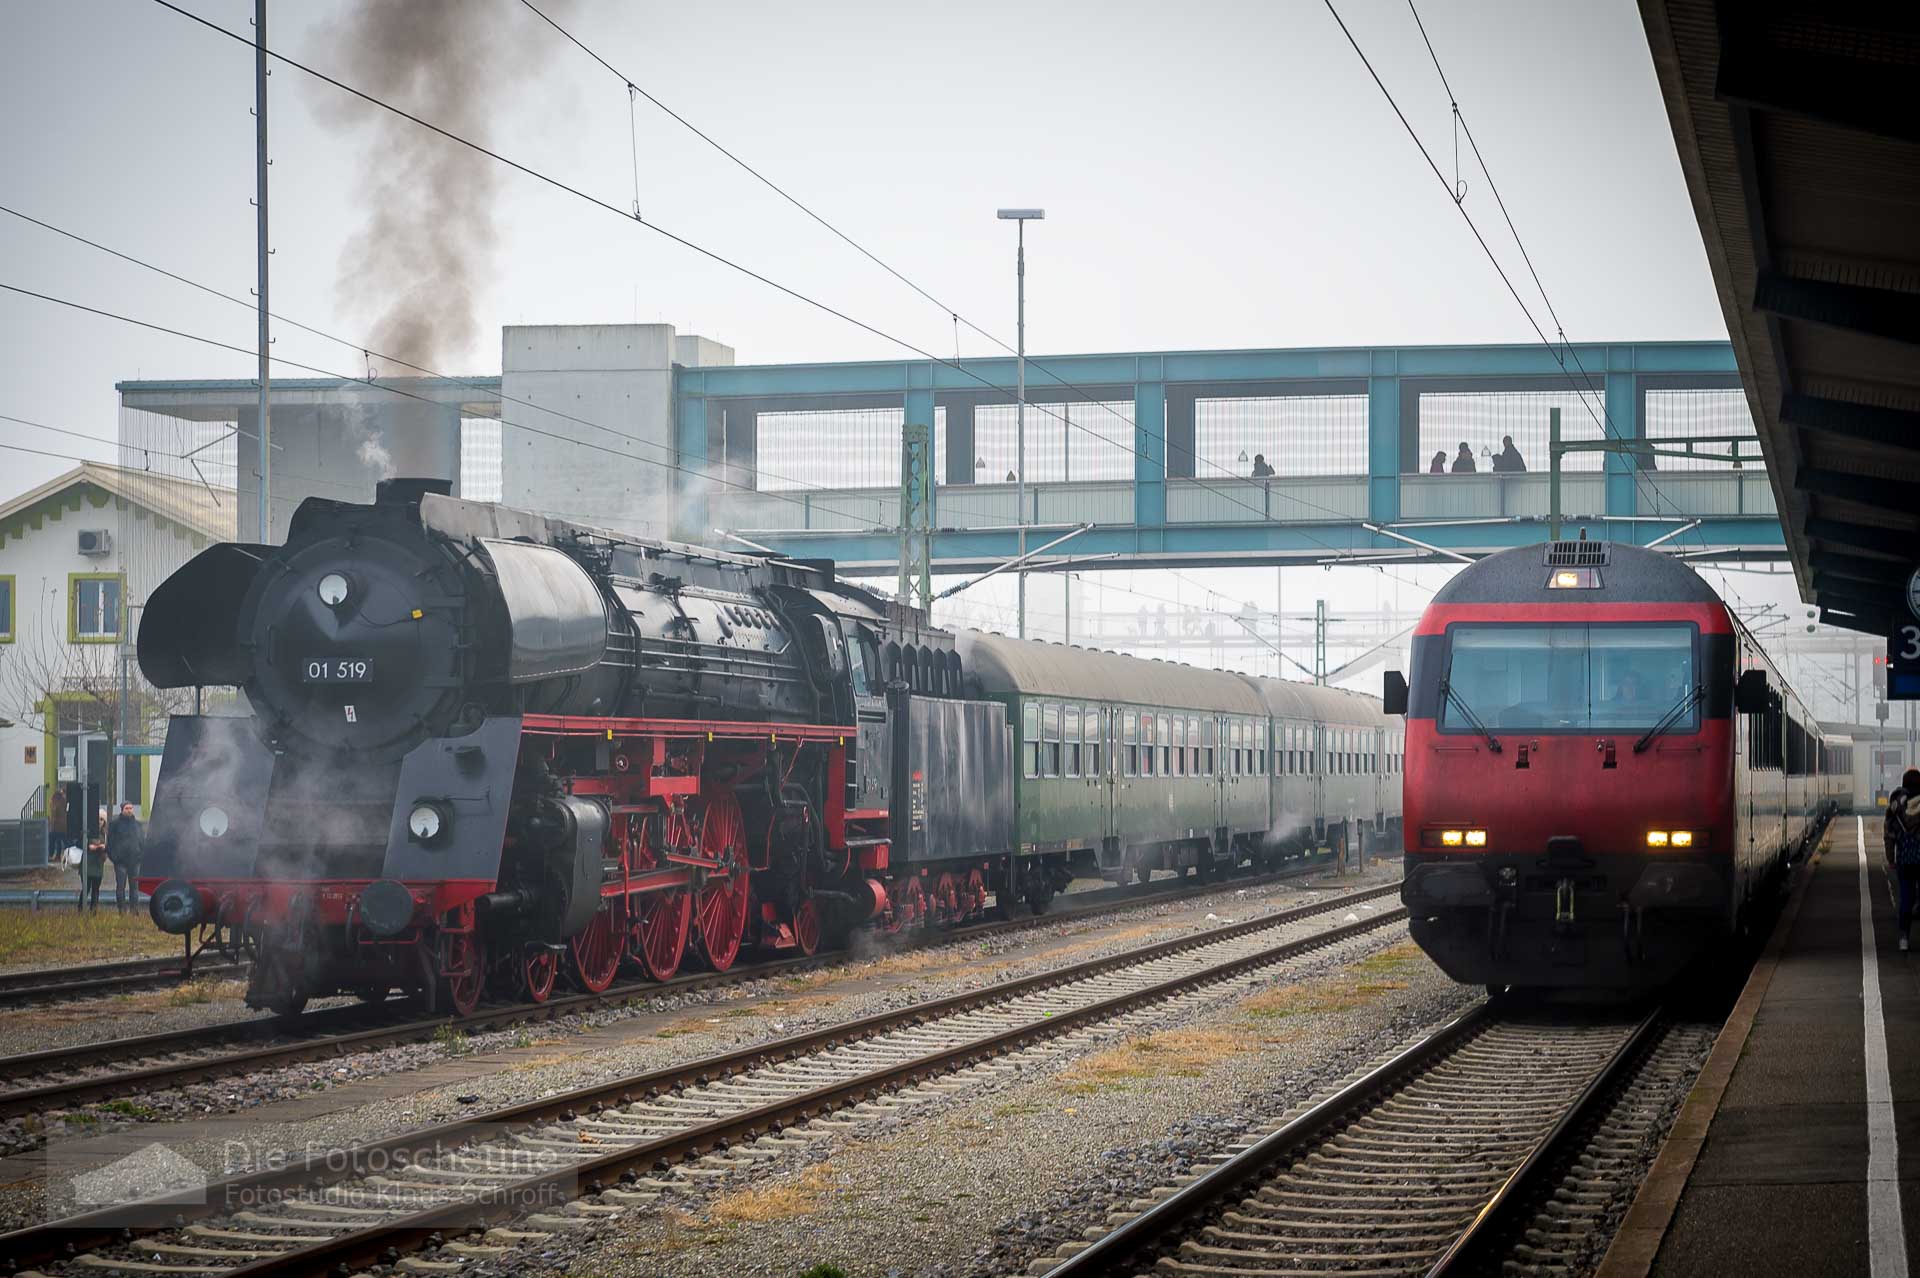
[1064,704,1082,777]
[1160,714,1173,776]
[1043,702,1063,777]
[1123,709,1139,777]
[1022,702,1040,779]
[846,628,874,697]
[1442,622,1698,734]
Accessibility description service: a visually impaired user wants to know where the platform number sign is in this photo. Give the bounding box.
[1891,579,1920,702]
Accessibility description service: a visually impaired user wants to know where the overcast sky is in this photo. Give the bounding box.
[4,0,1847,703]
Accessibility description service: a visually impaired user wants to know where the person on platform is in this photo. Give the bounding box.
[1250,454,1275,479]
[108,801,145,915]
[1491,435,1527,472]
[79,806,107,914]
[1429,450,1447,474]
[1452,442,1476,473]
[1885,768,1920,951]
[46,784,67,865]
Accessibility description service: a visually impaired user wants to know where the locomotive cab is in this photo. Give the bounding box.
[1387,541,1801,992]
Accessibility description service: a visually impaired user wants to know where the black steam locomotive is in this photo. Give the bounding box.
[137,480,1014,1014]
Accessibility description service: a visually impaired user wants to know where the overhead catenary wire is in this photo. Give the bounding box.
[518,0,1434,556]
[1337,0,1720,564]
[141,0,1447,590]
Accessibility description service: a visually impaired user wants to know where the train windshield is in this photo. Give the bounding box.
[1441,623,1697,733]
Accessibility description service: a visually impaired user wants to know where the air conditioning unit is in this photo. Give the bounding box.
[77,529,112,557]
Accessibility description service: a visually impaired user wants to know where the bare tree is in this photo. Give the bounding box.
[0,583,191,750]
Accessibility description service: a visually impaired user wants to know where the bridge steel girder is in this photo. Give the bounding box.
[674,341,1747,557]
[753,515,1787,578]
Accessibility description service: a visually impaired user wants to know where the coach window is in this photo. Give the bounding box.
[1123,709,1139,777]
[1159,714,1173,776]
[1064,704,1082,778]
[1141,712,1156,776]
[1042,702,1063,777]
[1022,702,1040,779]
[1258,722,1267,776]
[1088,707,1103,777]
[1172,717,1186,776]
[1187,716,1200,775]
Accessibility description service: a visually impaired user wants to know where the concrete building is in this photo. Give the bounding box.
[0,464,227,866]
[118,323,733,544]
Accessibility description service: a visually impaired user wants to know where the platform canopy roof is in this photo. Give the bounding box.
[1641,0,1920,635]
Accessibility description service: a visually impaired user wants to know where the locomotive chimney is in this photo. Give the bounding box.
[375,477,454,506]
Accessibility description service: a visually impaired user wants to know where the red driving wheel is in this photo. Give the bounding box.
[632,889,692,981]
[569,895,626,993]
[690,790,751,972]
[441,904,485,1017]
[793,896,822,956]
[521,947,558,1003]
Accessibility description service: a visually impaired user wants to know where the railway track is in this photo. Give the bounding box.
[4,881,1407,1276]
[0,955,248,1010]
[1038,1000,1673,1277]
[0,856,1362,1122]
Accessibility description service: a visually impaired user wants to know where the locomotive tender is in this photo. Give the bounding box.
[1386,539,1851,992]
[135,480,1398,1016]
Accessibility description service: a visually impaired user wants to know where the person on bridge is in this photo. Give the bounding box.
[1250,454,1275,478]
[1430,450,1447,474]
[1451,442,1477,473]
[1885,768,1920,951]
[1492,435,1527,473]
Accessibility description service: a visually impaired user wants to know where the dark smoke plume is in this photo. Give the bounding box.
[314,0,566,372]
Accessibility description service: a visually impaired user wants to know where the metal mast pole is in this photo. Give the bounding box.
[1015,218,1027,639]
[254,0,272,543]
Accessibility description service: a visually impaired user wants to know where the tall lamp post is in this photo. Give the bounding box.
[997,208,1044,638]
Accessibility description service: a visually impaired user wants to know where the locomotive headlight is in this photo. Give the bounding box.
[1464,829,1487,847]
[1646,830,1670,847]
[1441,829,1465,847]
[317,573,351,608]
[198,806,229,838]
[407,802,447,844]
[1670,830,1695,848]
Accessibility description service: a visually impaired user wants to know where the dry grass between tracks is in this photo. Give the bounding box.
[0,910,184,967]
[707,1161,841,1223]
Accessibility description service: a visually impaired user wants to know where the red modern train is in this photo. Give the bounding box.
[1385,539,1851,992]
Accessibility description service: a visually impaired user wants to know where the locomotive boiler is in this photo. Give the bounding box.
[135,479,1014,1014]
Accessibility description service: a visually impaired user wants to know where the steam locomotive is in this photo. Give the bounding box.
[137,480,1400,1016]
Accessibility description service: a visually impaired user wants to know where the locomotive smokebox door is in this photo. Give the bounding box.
[892,696,1015,863]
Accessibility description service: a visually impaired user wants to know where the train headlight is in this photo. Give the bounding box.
[1671,830,1696,848]
[198,806,230,838]
[1441,829,1465,847]
[407,802,447,845]
[1464,829,1487,847]
[1646,830,1670,847]
[317,573,351,607]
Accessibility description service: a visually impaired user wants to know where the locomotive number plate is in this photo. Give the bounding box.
[303,657,374,683]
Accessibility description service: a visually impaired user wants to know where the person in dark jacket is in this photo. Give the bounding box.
[1451,442,1477,473]
[1250,454,1275,478]
[1886,768,1920,951]
[1491,435,1527,473]
[108,801,146,915]
[1429,450,1447,474]
[79,807,107,914]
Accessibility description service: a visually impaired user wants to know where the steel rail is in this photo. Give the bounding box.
[0,856,1356,1120]
[0,955,247,1008]
[1,890,1406,1273]
[1043,1000,1664,1277]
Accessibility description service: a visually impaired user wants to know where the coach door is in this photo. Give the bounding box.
[1103,707,1119,844]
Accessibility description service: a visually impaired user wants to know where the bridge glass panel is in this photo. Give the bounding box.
[753,406,949,490]
[970,400,1135,483]
[1643,388,1757,471]
[1415,389,1606,475]
[1194,394,1368,479]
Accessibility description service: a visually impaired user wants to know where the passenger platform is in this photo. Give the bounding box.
[1599,815,1919,1278]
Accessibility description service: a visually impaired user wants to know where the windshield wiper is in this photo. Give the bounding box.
[1633,684,1703,754]
[1439,675,1502,753]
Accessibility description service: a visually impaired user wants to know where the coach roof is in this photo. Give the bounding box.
[1429,541,1723,607]
[958,631,1267,714]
